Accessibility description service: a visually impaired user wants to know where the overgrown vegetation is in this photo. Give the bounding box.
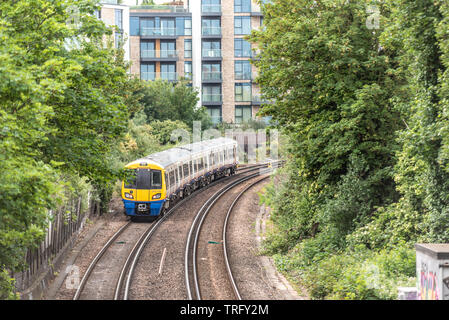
[252,0,449,299]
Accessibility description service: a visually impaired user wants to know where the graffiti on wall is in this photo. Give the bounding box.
[420,262,439,300]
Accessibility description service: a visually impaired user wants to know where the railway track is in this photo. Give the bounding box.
[185,164,280,300]
[72,162,274,300]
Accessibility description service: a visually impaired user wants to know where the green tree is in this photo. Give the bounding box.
[250,0,401,242]
[0,0,136,298]
[138,79,212,129]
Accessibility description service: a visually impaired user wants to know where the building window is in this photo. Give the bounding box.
[141,41,155,58]
[202,40,221,58]
[205,106,222,125]
[184,39,192,58]
[161,63,176,81]
[202,18,221,36]
[141,63,155,81]
[115,32,123,49]
[185,18,192,36]
[235,106,252,124]
[202,63,221,81]
[94,9,101,19]
[115,9,123,31]
[130,17,139,36]
[140,18,155,36]
[161,18,176,36]
[184,61,192,80]
[235,39,252,57]
[202,0,221,13]
[234,16,251,35]
[203,85,222,103]
[235,83,252,102]
[160,41,176,58]
[235,0,251,13]
[235,60,252,80]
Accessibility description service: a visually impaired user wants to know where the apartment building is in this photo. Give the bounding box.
[103,0,265,125]
[98,1,130,61]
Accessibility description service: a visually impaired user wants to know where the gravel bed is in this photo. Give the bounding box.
[227,180,307,300]
[128,175,246,300]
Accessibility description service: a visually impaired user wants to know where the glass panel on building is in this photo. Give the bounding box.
[161,41,176,58]
[234,16,251,35]
[203,85,222,102]
[130,17,140,36]
[235,105,252,124]
[234,39,252,57]
[202,0,221,13]
[202,18,221,36]
[235,60,252,80]
[141,41,155,58]
[235,83,252,102]
[202,63,221,81]
[235,0,251,13]
[141,63,155,81]
[202,40,221,58]
[206,106,222,125]
[184,61,192,80]
[161,63,176,81]
[185,39,192,58]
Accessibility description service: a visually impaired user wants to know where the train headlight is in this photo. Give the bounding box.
[152,193,162,200]
[125,193,134,199]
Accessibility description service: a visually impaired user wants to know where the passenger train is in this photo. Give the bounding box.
[121,137,238,218]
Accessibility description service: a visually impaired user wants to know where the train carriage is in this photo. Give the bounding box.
[121,137,238,218]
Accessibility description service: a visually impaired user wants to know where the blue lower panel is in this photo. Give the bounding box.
[122,199,165,217]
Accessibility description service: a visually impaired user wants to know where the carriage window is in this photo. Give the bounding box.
[169,171,175,186]
[183,163,189,177]
[190,161,194,175]
[151,170,162,188]
[178,166,182,180]
[165,172,169,189]
[209,154,214,166]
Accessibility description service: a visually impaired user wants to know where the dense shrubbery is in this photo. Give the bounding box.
[254,0,449,299]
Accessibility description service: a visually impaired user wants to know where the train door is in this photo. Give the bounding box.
[136,168,151,202]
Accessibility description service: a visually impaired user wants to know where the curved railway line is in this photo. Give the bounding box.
[185,164,281,300]
[72,162,277,300]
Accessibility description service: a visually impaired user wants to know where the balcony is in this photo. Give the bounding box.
[252,95,272,105]
[130,5,188,13]
[141,72,178,81]
[201,4,221,14]
[202,71,222,82]
[141,27,176,37]
[202,93,222,103]
[235,72,253,81]
[202,49,222,59]
[202,27,222,37]
[141,50,179,60]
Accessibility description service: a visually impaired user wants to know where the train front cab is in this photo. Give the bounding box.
[121,163,167,217]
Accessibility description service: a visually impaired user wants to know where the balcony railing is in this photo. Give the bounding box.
[201,4,221,13]
[235,72,253,81]
[141,27,176,36]
[202,71,222,81]
[131,5,188,13]
[141,50,178,59]
[202,49,222,58]
[202,94,222,103]
[141,72,178,81]
[202,27,221,36]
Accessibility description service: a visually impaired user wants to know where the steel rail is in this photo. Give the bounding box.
[185,167,275,300]
[73,221,131,300]
[222,176,270,300]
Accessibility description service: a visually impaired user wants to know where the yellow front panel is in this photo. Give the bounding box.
[121,162,167,202]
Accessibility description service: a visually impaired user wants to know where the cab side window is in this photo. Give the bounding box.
[152,170,162,188]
